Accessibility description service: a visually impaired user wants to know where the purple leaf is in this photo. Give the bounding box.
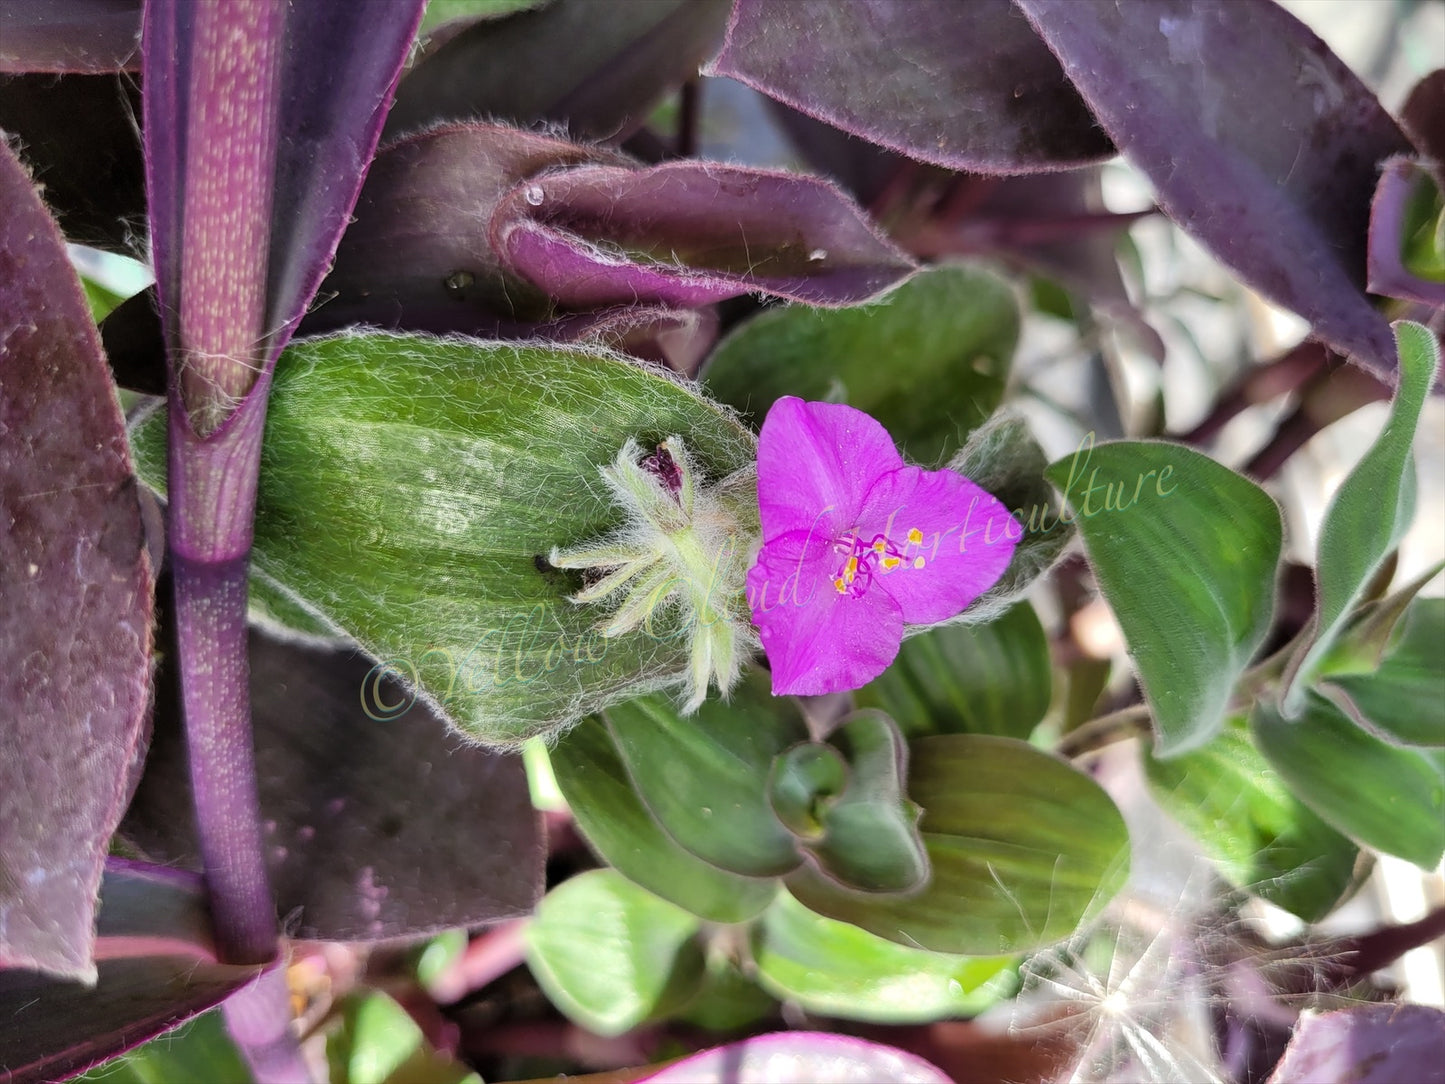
[706,0,1112,174]
[1014,0,1410,379]
[143,0,425,421]
[0,73,146,252]
[1267,1003,1445,1084]
[1368,158,1445,309]
[384,0,731,143]
[0,138,153,980]
[0,0,141,73]
[636,1032,952,1084]
[122,624,544,941]
[1401,69,1445,168]
[0,862,261,1084]
[746,398,1017,695]
[309,123,630,337]
[494,161,916,308]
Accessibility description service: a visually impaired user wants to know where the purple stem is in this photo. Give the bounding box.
[223,967,313,1084]
[168,385,277,965]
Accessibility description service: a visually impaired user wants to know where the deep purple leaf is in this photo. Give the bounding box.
[637,1032,952,1083]
[494,161,916,308]
[1267,1003,1445,1084]
[706,0,1112,174]
[309,123,630,337]
[143,0,425,421]
[0,862,261,1084]
[384,0,731,143]
[122,624,544,941]
[0,73,146,253]
[0,139,153,980]
[1014,0,1410,379]
[1369,158,1445,309]
[0,0,141,73]
[1401,69,1445,168]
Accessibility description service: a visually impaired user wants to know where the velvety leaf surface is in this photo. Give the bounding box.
[1327,597,1445,747]
[636,1032,953,1084]
[1252,694,1445,870]
[1368,159,1445,307]
[0,73,146,253]
[703,264,1018,464]
[0,138,153,979]
[1143,725,1358,922]
[1266,1003,1445,1084]
[706,0,1111,173]
[752,890,1016,1023]
[1045,441,1281,756]
[386,0,731,142]
[603,671,807,878]
[70,1010,252,1084]
[122,624,543,941]
[944,413,1072,624]
[0,0,141,72]
[493,161,916,309]
[129,333,758,745]
[857,602,1051,740]
[1283,322,1439,715]
[549,717,778,923]
[310,123,630,336]
[0,864,260,1084]
[1015,0,1409,377]
[788,736,1129,955]
[524,870,706,1037]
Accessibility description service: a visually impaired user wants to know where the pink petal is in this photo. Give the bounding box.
[756,397,904,540]
[854,465,1020,624]
[747,531,904,695]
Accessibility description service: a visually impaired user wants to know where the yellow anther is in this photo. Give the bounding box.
[845,556,858,580]
[872,539,887,553]
[881,556,901,571]
[913,556,925,569]
[907,527,923,545]
[834,577,847,593]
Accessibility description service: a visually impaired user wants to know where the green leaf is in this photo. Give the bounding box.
[131,333,758,746]
[1283,321,1440,715]
[1045,440,1282,755]
[857,602,1051,739]
[419,0,547,37]
[1142,723,1358,922]
[602,670,807,878]
[797,711,929,893]
[326,990,481,1084]
[525,870,707,1036]
[71,1011,252,1084]
[751,889,1017,1023]
[1326,597,1445,748]
[944,412,1072,622]
[1252,694,1445,869]
[787,735,1129,955]
[703,264,1018,463]
[550,716,777,923]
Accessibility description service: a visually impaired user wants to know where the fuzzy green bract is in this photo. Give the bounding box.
[131,332,757,746]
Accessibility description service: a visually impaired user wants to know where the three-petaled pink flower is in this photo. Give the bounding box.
[746,397,1019,695]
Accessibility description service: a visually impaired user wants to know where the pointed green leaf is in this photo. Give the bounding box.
[71,1011,252,1084]
[1252,694,1445,869]
[602,670,807,878]
[1045,440,1282,755]
[326,990,481,1084]
[787,735,1129,955]
[857,602,1050,739]
[944,412,1071,623]
[1283,321,1440,715]
[751,890,1017,1023]
[131,333,757,746]
[1326,598,1445,748]
[525,870,706,1037]
[703,265,1018,464]
[1143,724,1358,922]
[550,716,777,924]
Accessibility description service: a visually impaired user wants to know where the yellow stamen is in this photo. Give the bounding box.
[845,555,858,581]
[834,577,847,593]
[872,539,886,553]
[881,556,900,570]
[913,556,925,569]
[907,527,923,545]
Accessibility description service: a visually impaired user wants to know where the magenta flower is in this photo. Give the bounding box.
[746,397,1019,695]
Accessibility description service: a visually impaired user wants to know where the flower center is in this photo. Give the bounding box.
[832,526,926,596]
